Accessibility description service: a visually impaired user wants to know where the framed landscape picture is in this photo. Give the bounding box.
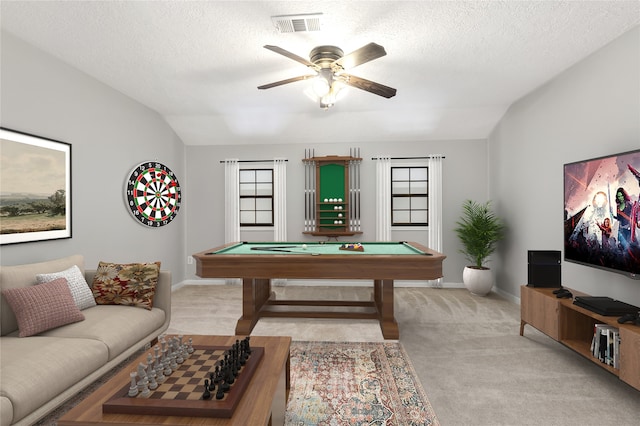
[0,128,72,245]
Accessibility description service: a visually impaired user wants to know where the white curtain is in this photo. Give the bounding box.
[273,158,287,242]
[272,158,288,287]
[224,159,240,285]
[428,154,444,287]
[375,156,392,241]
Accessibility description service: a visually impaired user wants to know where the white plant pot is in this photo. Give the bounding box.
[462,266,494,296]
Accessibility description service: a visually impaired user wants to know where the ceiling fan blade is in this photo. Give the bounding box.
[334,43,387,70]
[258,75,316,90]
[342,74,397,98]
[263,45,319,70]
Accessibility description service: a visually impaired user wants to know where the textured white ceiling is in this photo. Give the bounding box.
[1,1,639,146]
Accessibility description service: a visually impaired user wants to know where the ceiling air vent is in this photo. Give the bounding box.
[271,13,323,33]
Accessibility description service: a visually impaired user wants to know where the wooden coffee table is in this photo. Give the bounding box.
[58,335,291,426]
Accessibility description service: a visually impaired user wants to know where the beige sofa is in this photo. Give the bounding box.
[0,255,171,426]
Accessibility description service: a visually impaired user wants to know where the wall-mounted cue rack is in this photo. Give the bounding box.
[303,149,363,238]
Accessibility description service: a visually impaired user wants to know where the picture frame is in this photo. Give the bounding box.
[0,127,72,245]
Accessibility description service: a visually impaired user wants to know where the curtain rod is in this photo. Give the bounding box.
[219,159,288,163]
[371,156,445,160]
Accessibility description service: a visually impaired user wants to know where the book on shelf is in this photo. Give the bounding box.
[590,324,620,369]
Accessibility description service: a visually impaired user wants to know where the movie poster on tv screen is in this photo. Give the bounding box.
[564,149,640,277]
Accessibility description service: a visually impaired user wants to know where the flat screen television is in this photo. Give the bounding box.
[564,149,640,279]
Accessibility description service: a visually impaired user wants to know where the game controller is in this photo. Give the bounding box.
[617,312,640,325]
[555,289,573,299]
[552,288,566,294]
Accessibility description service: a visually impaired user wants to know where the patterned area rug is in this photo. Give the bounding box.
[287,341,439,426]
[34,341,438,425]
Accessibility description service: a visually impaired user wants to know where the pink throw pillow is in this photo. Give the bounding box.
[2,277,85,337]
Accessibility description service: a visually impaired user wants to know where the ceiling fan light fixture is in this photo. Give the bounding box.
[319,81,347,110]
[258,42,396,108]
[312,70,332,97]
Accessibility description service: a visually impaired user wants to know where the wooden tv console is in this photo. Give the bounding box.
[520,285,640,391]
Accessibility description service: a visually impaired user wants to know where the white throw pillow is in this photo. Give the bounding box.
[36,265,97,310]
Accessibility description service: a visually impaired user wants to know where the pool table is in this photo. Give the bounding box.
[193,241,446,339]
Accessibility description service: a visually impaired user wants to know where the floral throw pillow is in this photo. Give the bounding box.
[92,261,160,310]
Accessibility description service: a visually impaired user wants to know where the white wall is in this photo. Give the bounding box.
[184,139,488,283]
[7,23,636,304]
[490,27,640,305]
[0,32,187,282]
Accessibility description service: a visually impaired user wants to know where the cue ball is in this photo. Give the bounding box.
[302,244,307,249]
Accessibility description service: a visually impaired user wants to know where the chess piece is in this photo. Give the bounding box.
[213,365,221,387]
[128,372,139,397]
[155,353,165,383]
[221,369,231,391]
[208,372,216,392]
[140,376,151,398]
[176,344,185,364]
[137,363,148,393]
[137,363,147,381]
[163,348,172,375]
[170,347,178,370]
[148,367,158,390]
[216,384,225,400]
[243,336,251,355]
[202,379,212,400]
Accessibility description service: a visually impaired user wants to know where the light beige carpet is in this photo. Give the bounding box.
[168,284,640,425]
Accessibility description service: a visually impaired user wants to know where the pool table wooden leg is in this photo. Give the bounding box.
[235,278,271,335]
[374,279,399,339]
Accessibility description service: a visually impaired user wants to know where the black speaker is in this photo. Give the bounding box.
[527,250,561,288]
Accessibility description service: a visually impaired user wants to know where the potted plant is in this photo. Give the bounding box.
[454,199,506,296]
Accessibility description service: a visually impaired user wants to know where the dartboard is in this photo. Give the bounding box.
[125,161,181,227]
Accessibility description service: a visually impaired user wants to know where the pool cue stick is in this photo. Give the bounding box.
[250,245,302,249]
[350,147,354,232]
[311,158,316,230]
[352,149,357,231]
[356,148,361,231]
[350,153,355,232]
[307,150,311,232]
[356,148,360,231]
[304,150,308,232]
[250,246,300,250]
[348,157,351,232]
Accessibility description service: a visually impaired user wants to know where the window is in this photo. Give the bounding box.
[239,169,273,226]
[391,166,428,226]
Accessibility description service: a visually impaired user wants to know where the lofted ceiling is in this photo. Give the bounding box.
[1,1,639,146]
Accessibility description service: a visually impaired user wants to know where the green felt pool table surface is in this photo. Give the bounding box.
[208,241,429,256]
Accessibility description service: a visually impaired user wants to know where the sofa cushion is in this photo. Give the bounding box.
[2,278,85,337]
[1,396,13,426]
[40,304,166,360]
[0,254,85,336]
[0,335,108,424]
[36,264,97,310]
[92,261,160,310]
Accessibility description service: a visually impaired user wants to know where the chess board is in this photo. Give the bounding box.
[103,344,264,418]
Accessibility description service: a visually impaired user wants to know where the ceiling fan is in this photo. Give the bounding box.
[258,42,397,109]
